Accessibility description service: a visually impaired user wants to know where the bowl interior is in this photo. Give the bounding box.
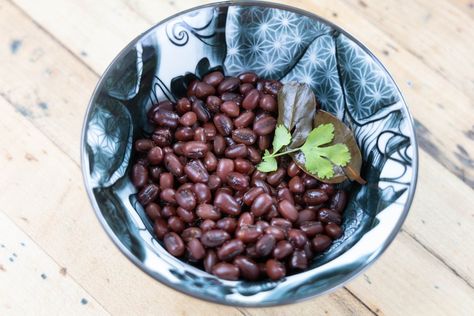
[81,1,417,307]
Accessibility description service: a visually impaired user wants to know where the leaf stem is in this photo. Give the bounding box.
[268,147,301,158]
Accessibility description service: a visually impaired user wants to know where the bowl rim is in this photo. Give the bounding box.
[81,0,419,307]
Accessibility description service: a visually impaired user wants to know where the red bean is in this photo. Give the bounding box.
[238,72,258,84]
[217,77,240,95]
[290,249,308,270]
[214,192,241,216]
[271,218,292,230]
[287,161,301,177]
[160,188,176,204]
[195,82,216,99]
[234,158,254,175]
[184,160,209,183]
[132,163,148,188]
[247,147,262,163]
[264,226,286,241]
[164,153,184,176]
[145,203,161,220]
[203,71,224,87]
[168,216,185,233]
[204,250,217,273]
[225,144,248,159]
[273,240,294,260]
[250,193,273,217]
[234,256,259,281]
[288,229,308,249]
[216,218,237,234]
[330,190,348,213]
[153,110,179,129]
[234,111,255,128]
[134,139,154,152]
[213,113,233,136]
[232,128,257,145]
[300,221,324,237]
[212,262,239,280]
[253,116,276,136]
[187,238,206,261]
[200,219,216,232]
[176,97,192,114]
[265,259,286,280]
[208,174,222,190]
[201,229,230,247]
[153,218,169,239]
[236,225,262,243]
[288,176,305,193]
[304,189,329,205]
[277,200,298,222]
[226,172,249,191]
[182,227,202,242]
[159,172,174,189]
[267,168,286,186]
[220,100,240,118]
[318,208,342,225]
[239,83,254,95]
[238,212,255,227]
[277,188,295,205]
[206,95,222,113]
[164,232,185,257]
[258,135,271,151]
[192,99,211,123]
[149,166,162,181]
[161,205,176,219]
[216,158,234,181]
[187,80,198,97]
[312,235,332,252]
[218,239,245,261]
[196,203,221,221]
[137,184,159,205]
[175,188,196,211]
[256,234,276,257]
[259,94,277,112]
[325,223,343,239]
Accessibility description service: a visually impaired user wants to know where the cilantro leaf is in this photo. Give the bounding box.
[300,124,351,179]
[272,124,292,153]
[257,150,278,172]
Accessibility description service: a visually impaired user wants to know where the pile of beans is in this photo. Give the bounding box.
[131,71,348,281]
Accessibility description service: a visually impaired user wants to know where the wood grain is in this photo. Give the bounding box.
[1,0,473,314]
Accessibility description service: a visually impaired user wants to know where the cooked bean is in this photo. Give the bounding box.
[290,249,308,270]
[164,153,183,176]
[318,208,342,225]
[200,219,216,232]
[208,174,222,191]
[187,238,206,261]
[216,218,237,234]
[242,89,260,110]
[250,193,273,217]
[330,190,348,213]
[214,192,241,216]
[265,259,286,280]
[237,212,255,227]
[239,83,254,95]
[203,71,224,87]
[304,189,329,205]
[265,226,286,241]
[325,223,343,239]
[234,111,255,128]
[132,163,148,188]
[145,203,161,220]
[149,166,162,181]
[176,97,192,114]
[216,158,234,181]
[176,206,195,223]
[288,229,308,249]
[153,218,169,239]
[266,168,286,186]
[253,116,276,136]
[271,218,292,230]
[192,99,211,122]
[288,176,305,193]
[276,188,294,205]
[213,113,233,136]
[277,200,298,222]
[201,229,230,247]
[262,80,282,95]
[258,135,271,151]
[232,128,257,145]
[206,95,222,113]
[184,160,209,183]
[159,172,174,189]
[234,256,259,280]
[164,232,185,257]
[161,205,176,219]
[312,234,332,252]
[273,240,294,260]
[137,184,159,205]
[302,174,319,189]
[152,128,173,147]
[187,80,198,97]
[217,77,240,94]
[160,188,176,204]
[287,161,301,177]
[300,221,324,237]
[212,262,239,280]
[259,94,277,112]
[225,144,248,158]
[218,239,245,261]
[236,225,262,243]
[204,250,217,273]
[182,227,202,242]
[256,234,276,257]
[153,110,179,128]
[220,100,240,117]
[238,72,258,84]
[234,158,254,175]
[196,203,221,221]
[168,216,185,233]
[247,147,262,163]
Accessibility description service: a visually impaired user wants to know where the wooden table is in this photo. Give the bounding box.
[1,0,473,315]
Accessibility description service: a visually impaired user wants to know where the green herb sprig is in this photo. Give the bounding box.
[257,124,351,179]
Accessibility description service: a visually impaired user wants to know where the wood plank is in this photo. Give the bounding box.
[347,232,474,316]
[0,96,373,315]
[342,0,474,100]
[10,0,474,188]
[0,211,108,315]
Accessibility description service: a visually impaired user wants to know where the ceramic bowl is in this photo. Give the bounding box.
[81,1,418,307]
